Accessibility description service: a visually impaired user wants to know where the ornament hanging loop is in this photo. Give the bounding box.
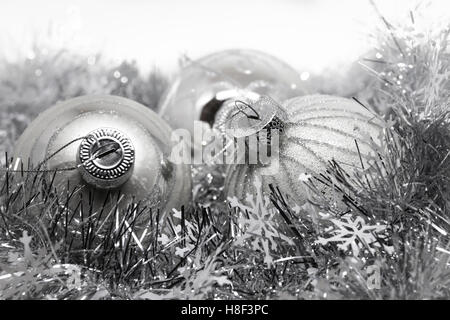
[231,100,261,121]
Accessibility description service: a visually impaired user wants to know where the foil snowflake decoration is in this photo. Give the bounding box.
[228,176,294,267]
[316,215,389,257]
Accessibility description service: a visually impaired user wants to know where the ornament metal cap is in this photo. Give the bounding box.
[214,94,287,138]
[77,127,135,189]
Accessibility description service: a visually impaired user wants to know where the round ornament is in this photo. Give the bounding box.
[224,94,384,205]
[158,49,303,141]
[13,95,192,214]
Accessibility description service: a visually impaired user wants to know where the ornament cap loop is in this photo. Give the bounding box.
[215,95,287,138]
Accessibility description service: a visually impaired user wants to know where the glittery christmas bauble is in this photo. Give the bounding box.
[224,94,384,205]
[158,49,303,140]
[13,95,192,213]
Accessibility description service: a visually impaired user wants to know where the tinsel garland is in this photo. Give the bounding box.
[0,11,449,300]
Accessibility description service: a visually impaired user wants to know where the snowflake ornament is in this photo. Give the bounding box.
[316,215,389,257]
[228,176,294,267]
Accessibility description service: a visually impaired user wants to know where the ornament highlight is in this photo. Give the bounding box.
[13,95,192,214]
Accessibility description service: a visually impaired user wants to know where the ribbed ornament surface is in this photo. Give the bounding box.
[224,95,384,205]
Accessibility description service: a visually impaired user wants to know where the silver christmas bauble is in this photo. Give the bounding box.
[13,95,192,213]
[224,94,384,205]
[158,49,303,142]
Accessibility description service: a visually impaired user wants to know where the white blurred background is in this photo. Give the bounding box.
[0,0,448,74]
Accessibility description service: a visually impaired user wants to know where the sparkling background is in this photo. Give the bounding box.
[1,0,448,76]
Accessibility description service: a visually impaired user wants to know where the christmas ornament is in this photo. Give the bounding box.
[158,49,303,139]
[13,95,192,213]
[223,94,384,205]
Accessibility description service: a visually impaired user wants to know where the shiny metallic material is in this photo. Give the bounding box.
[214,94,287,138]
[14,95,192,214]
[78,128,135,189]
